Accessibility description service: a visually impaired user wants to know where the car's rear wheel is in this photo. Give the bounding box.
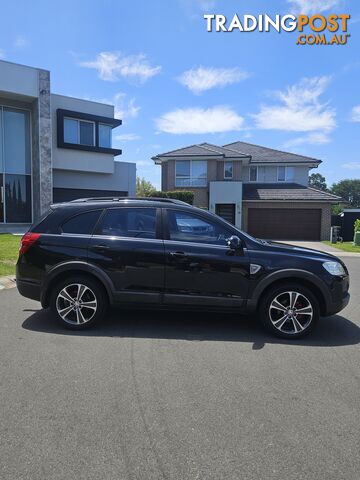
[50,275,108,330]
[259,283,319,339]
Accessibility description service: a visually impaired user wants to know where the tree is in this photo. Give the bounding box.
[331,179,360,207]
[136,177,155,197]
[309,173,328,191]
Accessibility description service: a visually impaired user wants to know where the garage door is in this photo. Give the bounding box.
[53,188,127,203]
[247,208,321,240]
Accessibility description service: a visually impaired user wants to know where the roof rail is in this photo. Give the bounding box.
[70,196,188,205]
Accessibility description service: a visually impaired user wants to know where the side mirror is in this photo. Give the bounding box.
[227,235,242,251]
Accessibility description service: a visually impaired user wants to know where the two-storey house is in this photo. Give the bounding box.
[152,141,342,241]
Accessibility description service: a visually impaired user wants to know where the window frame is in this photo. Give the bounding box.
[94,206,162,240]
[249,166,258,182]
[57,109,122,156]
[224,161,233,180]
[277,166,295,182]
[60,209,103,236]
[64,117,96,147]
[175,160,207,188]
[163,208,235,247]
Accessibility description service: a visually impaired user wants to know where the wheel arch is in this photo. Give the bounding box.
[248,269,330,316]
[41,261,114,308]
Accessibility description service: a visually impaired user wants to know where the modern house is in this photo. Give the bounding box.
[152,141,342,240]
[0,59,136,231]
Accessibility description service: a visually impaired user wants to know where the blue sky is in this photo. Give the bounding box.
[0,0,359,189]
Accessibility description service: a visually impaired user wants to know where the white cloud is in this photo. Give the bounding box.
[0,49,5,59]
[115,133,141,141]
[155,106,244,134]
[84,92,140,120]
[178,66,250,94]
[283,132,331,148]
[112,93,140,119]
[287,0,341,14]
[80,51,161,83]
[14,35,30,48]
[253,76,336,133]
[342,162,360,170]
[351,105,360,122]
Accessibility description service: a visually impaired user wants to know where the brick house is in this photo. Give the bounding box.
[152,141,342,241]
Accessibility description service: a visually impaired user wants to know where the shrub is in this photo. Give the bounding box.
[148,190,168,198]
[166,190,194,205]
[354,219,360,233]
[144,190,194,205]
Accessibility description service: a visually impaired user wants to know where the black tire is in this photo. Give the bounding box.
[50,275,108,330]
[258,283,319,339]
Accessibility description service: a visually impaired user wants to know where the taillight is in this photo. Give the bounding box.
[19,232,41,255]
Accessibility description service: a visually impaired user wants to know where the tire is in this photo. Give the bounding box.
[50,275,108,330]
[258,283,319,339]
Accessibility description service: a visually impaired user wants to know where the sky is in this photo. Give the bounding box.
[0,0,359,189]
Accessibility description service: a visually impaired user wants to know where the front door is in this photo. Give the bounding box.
[88,207,165,304]
[163,209,250,307]
[215,203,235,225]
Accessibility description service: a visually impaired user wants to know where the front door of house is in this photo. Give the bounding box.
[215,203,236,225]
[0,106,32,224]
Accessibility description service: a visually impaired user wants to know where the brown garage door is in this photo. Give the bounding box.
[247,208,321,240]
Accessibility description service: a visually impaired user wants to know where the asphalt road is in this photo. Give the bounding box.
[1,259,359,480]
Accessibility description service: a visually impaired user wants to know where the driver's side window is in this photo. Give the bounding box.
[167,210,231,246]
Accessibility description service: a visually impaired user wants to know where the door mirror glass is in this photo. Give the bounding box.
[227,235,241,250]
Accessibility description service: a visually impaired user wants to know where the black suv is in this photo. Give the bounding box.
[16,197,350,339]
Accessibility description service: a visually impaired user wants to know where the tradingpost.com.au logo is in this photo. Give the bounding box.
[204,12,351,45]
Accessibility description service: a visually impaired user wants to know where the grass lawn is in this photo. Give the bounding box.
[0,234,21,276]
[323,241,360,253]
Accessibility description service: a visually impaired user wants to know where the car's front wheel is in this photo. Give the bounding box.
[50,275,108,330]
[259,283,319,339]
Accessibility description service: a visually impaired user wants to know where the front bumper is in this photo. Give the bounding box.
[325,292,350,316]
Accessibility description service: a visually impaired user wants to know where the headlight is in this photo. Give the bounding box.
[323,261,346,276]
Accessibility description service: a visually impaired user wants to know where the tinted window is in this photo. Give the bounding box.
[99,208,157,239]
[168,211,231,246]
[61,210,101,234]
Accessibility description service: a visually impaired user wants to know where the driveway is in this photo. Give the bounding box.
[0,258,359,480]
[278,240,359,257]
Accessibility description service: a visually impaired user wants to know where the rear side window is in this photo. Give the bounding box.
[98,208,157,239]
[61,210,101,235]
[32,209,55,233]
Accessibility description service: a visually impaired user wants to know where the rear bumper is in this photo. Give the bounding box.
[16,279,41,302]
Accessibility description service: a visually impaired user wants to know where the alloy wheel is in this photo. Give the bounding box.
[56,283,97,325]
[269,291,313,335]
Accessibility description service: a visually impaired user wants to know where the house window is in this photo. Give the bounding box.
[57,109,122,156]
[249,166,258,182]
[64,117,95,146]
[224,161,233,179]
[99,123,112,148]
[278,166,295,182]
[175,160,207,187]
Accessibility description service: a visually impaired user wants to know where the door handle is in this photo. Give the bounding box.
[93,244,110,250]
[169,251,187,258]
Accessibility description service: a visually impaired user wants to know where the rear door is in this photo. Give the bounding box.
[163,208,250,307]
[88,207,165,304]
